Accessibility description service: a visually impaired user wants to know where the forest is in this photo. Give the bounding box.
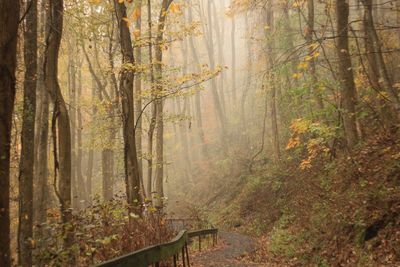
[0,0,400,266]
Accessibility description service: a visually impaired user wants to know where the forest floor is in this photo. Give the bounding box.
[190,231,269,267]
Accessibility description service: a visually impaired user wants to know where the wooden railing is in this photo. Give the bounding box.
[94,227,218,267]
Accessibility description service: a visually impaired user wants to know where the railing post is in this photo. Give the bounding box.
[212,233,215,247]
[182,246,186,267]
[173,254,177,267]
[199,235,201,251]
[185,243,190,266]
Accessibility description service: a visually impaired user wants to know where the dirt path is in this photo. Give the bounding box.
[190,231,263,267]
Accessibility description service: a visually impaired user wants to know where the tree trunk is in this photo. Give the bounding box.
[361,0,400,118]
[146,0,156,199]
[176,98,192,182]
[102,149,114,201]
[336,0,359,148]
[264,2,281,162]
[76,68,85,208]
[153,0,173,209]
[18,0,37,265]
[134,0,144,190]
[35,0,49,230]
[0,1,20,265]
[211,1,226,113]
[67,49,78,209]
[85,32,116,202]
[306,0,324,112]
[231,14,237,107]
[240,12,252,133]
[44,0,74,250]
[179,37,193,181]
[187,4,208,157]
[114,0,142,213]
[200,0,227,149]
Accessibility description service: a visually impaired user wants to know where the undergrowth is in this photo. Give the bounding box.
[34,197,173,266]
[190,128,400,266]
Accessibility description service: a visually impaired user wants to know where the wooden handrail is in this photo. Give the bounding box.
[188,228,218,238]
[94,228,218,267]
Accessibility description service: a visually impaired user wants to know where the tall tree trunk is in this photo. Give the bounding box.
[176,98,192,182]
[211,1,226,113]
[206,0,226,132]
[264,2,281,162]
[146,0,156,199]
[200,0,227,149]
[187,4,208,157]
[336,0,359,148]
[76,64,85,205]
[83,31,116,202]
[44,0,74,250]
[0,1,20,265]
[18,0,37,265]
[361,0,400,118]
[241,12,252,133]
[179,37,193,182]
[306,0,324,112]
[231,14,237,108]
[114,0,142,213]
[35,0,49,230]
[153,0,173,209]
[67,49,78,209]
[134,0,144,191]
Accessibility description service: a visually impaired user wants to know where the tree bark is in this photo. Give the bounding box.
[153,0,173,209]
[336,0,359,148]
[134,0,144,190]
[18,0,37,265]
[67,47,78,209]
[34,0,50,237]
[44,0,74,250]
[0,1,20,265]
[265,1,281,162]
[361,0,400,118]
[76,64,85,206]
[146,0,156,199]
[306,0,324,112]
[114,0,142,213]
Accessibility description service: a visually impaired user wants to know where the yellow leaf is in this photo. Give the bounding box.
[286,137,300,150]
[309,43,319,49]
[133,28,140,38]
[122,17,131,27]
[297,62,308,70]
[169,3,181,14]
[292,73,302,79]
[304,55,313,61]
[132,7,141,20]
[292,0,302,7]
